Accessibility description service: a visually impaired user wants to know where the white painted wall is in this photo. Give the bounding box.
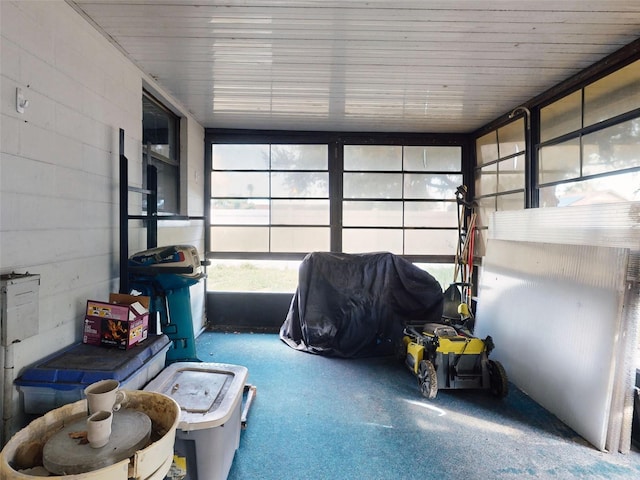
[0,0,205,442]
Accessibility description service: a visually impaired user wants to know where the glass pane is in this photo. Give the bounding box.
[496,192,525,211]
[476,131,498,165]
[404,201,458,228]
[271,199,329,225]
[540,90,582,142]
[271,227,330,252]
[476,163,497,196]
[342,201,402,227]
[403,146,462,171]
[538,138,581,184]
[271,172,328,197]
[404,229,458,256]
[210,226,269,252]
[212,171,269,197]
[342,228,403,254]
[582,118,640,176]
[151,161,179,214]
[584,60,640,126]
[143,95,177,162]
[343,173,402,199]
[271,144,328,170]
[344,145,402,171]
[404,174,462,199]
[211,199,269,225]
[475,196,496,228]
[212,144,269,170]
[413,263,454,291]
[206,259,300,293]
[143,94,179,215]
[539,170,640,208]
[497,154,525,193]
[539,186,561,208]
[498,118,525,157]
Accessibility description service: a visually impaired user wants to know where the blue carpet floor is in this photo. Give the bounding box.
[196,332,640,480]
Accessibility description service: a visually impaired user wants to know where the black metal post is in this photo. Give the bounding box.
[119,129,129,294]
[146,164,158,249]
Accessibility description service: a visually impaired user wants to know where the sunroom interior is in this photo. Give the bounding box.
[1,1,639,476]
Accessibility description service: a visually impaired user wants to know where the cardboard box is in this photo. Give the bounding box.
[83,294,150,349]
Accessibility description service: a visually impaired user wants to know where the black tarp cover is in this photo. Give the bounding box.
[279,252,444,358]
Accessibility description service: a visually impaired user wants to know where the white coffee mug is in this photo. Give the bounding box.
[86,410,113,449]
[84,379,126,415]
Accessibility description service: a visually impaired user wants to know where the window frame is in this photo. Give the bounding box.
[142,90,182,216]
[535,59,640,208]
[210,142,331,254]
[473,117,528,230]
[205,131,469,264]
[341,144,463,256]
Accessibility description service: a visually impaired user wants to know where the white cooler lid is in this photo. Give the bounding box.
[144,362,248,431]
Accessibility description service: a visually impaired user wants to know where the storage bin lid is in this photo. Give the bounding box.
[144,362,248,431]
[167,370,227,413]
[15,334,171,389]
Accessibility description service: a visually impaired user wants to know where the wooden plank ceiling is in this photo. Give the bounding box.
[68,0,640,133]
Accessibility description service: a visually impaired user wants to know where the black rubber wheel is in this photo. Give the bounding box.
[418,360,438,399]
[488,359,508,398]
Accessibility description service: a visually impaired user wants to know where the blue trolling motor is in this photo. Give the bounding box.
[128,245,206,364]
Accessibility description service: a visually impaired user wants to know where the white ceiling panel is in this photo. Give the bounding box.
[68,0,640,133]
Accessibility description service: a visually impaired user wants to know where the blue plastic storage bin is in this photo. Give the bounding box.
[15,334,171,414]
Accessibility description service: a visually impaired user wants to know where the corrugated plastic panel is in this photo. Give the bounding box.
[488,201,640,251]
[486,201,640,452]
[608,280,640,453]
[475,239,629,452]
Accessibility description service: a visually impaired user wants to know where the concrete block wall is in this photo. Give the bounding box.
[0,0,205,441]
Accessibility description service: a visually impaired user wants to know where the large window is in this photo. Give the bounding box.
[474,118,526,231]
[538,60,640,207]
[472,59,640,257]
[208,138,463,292]
[142,92,180,215]
[342,145,461,256]
[210,144,330,253]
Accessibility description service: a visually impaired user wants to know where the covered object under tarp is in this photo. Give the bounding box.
[280,252,444,358]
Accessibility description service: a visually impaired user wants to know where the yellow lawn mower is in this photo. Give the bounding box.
[400,322,508,400]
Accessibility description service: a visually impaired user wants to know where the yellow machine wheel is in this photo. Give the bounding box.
[418,360,438,399]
